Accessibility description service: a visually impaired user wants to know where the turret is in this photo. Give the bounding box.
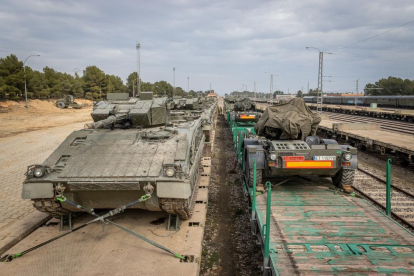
[86,92,168,129]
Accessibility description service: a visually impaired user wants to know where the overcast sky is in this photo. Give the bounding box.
[1,0,413,95]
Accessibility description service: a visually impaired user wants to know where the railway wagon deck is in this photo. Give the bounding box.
[253,178,414,275]
[1,157,211,276]
[318,120,414,165]
[307,103,414,121]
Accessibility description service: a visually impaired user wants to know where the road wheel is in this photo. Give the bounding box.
[56,101,66,108]
[248,168,262,187]
[332,169,355,192]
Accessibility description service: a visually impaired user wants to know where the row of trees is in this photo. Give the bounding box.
[0,54,212,100]
[297,77,414,97]
[234,77,414,99]
[365,77,414,96]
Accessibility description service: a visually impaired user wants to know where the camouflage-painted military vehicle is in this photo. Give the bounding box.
[242,98,357,192]
[224,96,237,122]
[169,95,216,142]
[56,95,83,109]
[22,92,205,220]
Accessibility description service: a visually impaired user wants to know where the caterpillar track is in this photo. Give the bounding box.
[160,173,200,220]
[32,165,202,220]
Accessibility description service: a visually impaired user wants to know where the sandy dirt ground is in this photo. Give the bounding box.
[0,99,93,138]
[0,99,94,233]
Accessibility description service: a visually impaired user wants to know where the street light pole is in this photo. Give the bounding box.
[306,47,332,114]
[23,54,40,108]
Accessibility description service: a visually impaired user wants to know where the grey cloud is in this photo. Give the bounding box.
[1,0,413,94]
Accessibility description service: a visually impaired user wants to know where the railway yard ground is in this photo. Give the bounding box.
[1,98,414,275]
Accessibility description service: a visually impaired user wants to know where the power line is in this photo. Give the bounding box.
[266,20,414,80]
[329,52,414,64]
[335,20,414,51]
[275,57,318,76]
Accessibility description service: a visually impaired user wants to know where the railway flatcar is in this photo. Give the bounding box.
[304,95,414,108]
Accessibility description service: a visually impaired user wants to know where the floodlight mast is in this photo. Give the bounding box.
[136,43,141,97]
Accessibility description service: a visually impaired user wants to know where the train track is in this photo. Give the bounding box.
[326,112,414,135]
[353,167,414,229]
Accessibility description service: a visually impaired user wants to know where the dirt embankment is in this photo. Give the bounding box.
[0,99,93,138]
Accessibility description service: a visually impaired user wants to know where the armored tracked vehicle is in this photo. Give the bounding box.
[242,98,357,191]
[169,95,216,142]
[22,92,205,220]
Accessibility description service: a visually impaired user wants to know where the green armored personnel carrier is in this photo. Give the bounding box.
[242,98,357,192]
[22,92,205,220]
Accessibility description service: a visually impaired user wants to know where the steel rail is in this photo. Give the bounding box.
[351,185,414,229]
[357,167,414,199]
[327,114,414,135]
[327,114,414,128]
[327,114,414,130]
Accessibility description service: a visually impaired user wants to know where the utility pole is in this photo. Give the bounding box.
[173,67,175,97]
[356,79,359,94]
[136,43,140,97]
[271,74,274,101]
[210,83,212,94]
[306,47,332,114]
[317,52,323,113]
[355,79,359,107]
[254,81,256,99]
[187,77,189,93]
[307,82,309,93]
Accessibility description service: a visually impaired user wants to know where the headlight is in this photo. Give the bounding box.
[34,167,44,177]
[270,153,277,160]
[165,168,175,177]
[343,153,352,161]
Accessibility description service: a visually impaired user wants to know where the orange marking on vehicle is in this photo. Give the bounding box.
[285,161,333,169]
[239,115,255,119]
